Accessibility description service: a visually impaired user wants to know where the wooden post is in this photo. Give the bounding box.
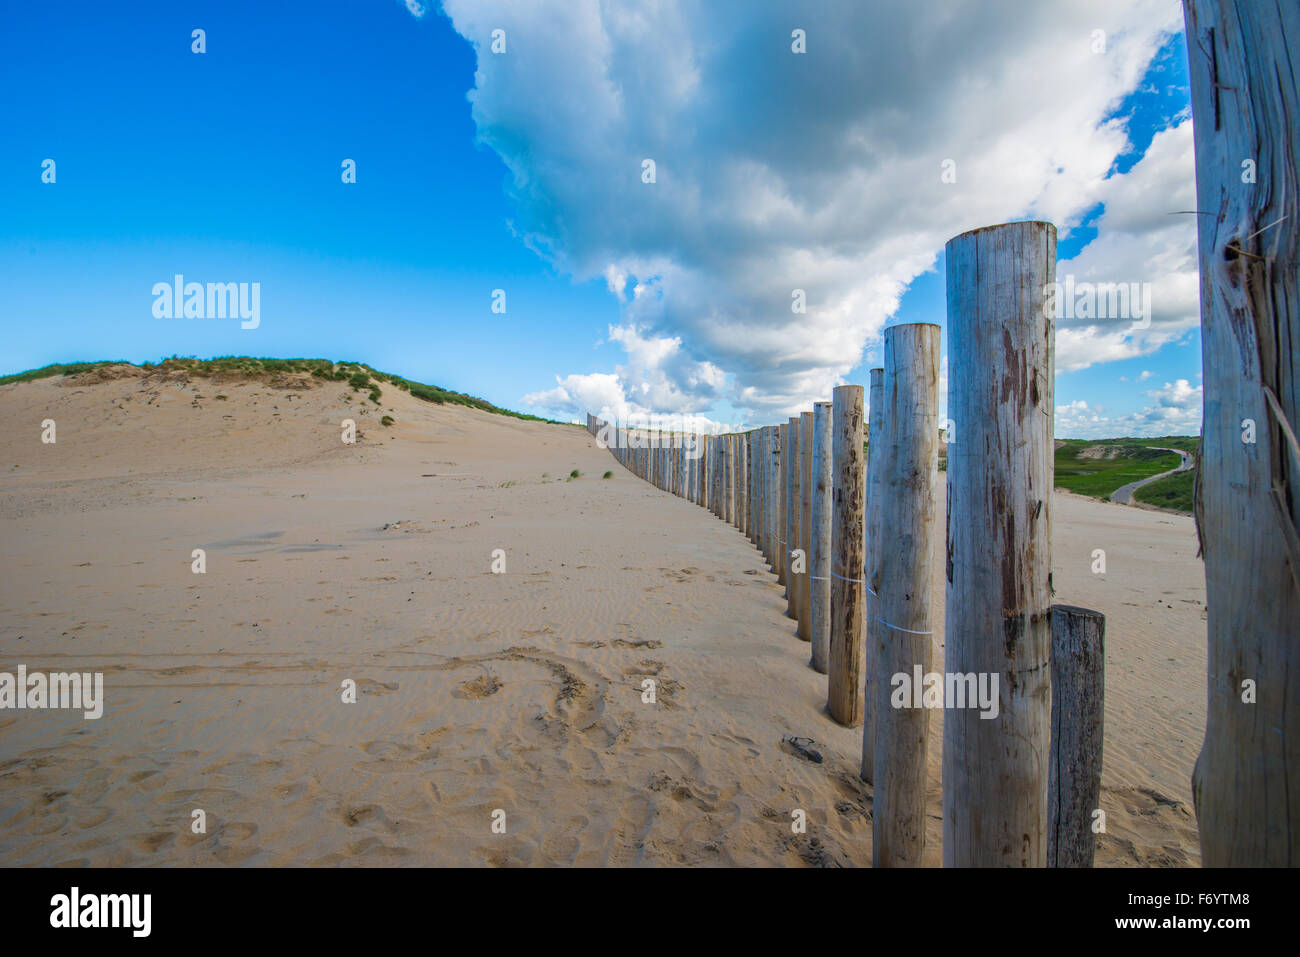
[1183,0,1300,865]
[798,411,814,641]
[716,434,726,519]
[772,425,784,574]
[828,385,866,726]
[748,431,759,538]
[861,368,886,782]
[759,426,769,561]
[737,433,748,534]
[810,401,833,673]
[722,435,733,523]
[785,417,800,619]
[681,436,690,501]
[777,423,789,588]
[871,322,942,868]
[943,220,1056,867]
[1048,604,1105,868]
[702,434,712,509]
[696,435,704,507]
[756,430,767,553]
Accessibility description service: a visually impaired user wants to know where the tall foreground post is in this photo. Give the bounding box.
[943,220,1056,867]
[1048,605,1105,868]
[872,323,941,868]
[828,385,866,726]
[810,402,834,673]
[861,368,886,781]
[798,411,814,642]
[1183,0,1300,865]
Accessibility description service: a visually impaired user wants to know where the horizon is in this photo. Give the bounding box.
[2,0,1202,438]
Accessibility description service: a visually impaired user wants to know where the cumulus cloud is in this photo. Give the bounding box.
[439,0,1187,423]
[1054,117,1199,373]
[1056,378,1202,438]
[523,322,735,430]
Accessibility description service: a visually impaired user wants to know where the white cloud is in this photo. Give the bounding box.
[1056,378,1202,438]
[1054,118,1200,373]
[439,0,1187,423]
[523,322,734,428]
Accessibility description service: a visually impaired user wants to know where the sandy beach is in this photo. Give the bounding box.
[0,369,1205,866]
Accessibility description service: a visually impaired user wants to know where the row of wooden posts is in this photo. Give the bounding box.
[586,220,1105,866]
[580,3,1299,866]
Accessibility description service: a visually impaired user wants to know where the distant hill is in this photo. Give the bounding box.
[1055,436,1198,512]
[0,356,564,424]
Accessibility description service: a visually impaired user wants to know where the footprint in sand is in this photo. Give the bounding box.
[454,674,502,699]
[604,793,654,866]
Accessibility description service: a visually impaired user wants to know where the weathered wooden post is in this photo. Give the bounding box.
[1048,604,1105,868]
[701,435,710,508]
[944,220,1056,867]
[773,425,785,574]
[778,423,789,589]
[798,411,814,641]
[737,433,748,533]
[716,434,727,519]
[763,427,776,565]
[828,385,866,726]
[681,436,689,500]
[712,433,720,512]
[696,435,705,507]
[810,401,834,673]
[871,322,942,868]
[759,429,764,553]
[860,368,886,782]
[748,431,759,540]
[759,426,769,561]
[722,435,733,523]
[785,417,801,621]
[1183,0,1300,865]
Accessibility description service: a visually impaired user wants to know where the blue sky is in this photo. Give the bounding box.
[1,1,1202,437]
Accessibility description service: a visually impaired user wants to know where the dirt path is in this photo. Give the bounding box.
[1111,448,1195,505]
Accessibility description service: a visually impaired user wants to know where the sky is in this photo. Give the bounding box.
[0,0,1203,438]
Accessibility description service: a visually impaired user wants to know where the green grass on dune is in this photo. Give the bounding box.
[0,361,130,385]
[1053,437,1194,502]
[0,356,566,424]
[1133,466,1196,512]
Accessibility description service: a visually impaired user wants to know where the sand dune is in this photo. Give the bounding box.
[0,371,1204,865]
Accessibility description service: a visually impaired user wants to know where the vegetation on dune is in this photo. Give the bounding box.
[0,361,131,384]
[1053,436,1196,503]
[1133,467,1196,513]
[0,356,565,424]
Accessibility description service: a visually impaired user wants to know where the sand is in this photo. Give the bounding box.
[0,370,1205,866]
